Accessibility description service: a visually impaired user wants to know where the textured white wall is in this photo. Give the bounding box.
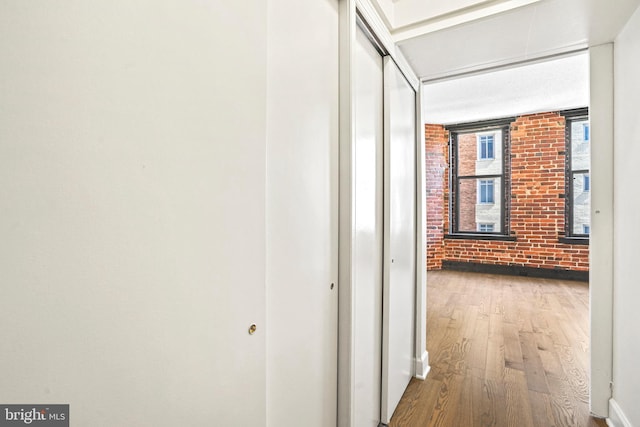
[611,5,640,426]
[0,1,267,425]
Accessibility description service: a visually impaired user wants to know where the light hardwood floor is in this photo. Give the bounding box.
[390,270,606,427]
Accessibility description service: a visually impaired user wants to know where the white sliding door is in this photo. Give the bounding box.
[381,58,417,424]
[342,13,420,427]
[353,25,384,427]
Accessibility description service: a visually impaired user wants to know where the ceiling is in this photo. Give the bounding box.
[422,51,589,123]
[370,0,640,80]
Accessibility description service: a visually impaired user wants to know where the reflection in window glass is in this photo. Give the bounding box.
[568,117,590,236]
[572,171,590,235]
[457,178,503,233]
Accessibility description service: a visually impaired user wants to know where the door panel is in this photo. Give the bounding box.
[381,58,417,424]
[353,25,384,427]
[266,0,339,425]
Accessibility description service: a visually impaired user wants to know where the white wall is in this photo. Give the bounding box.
[611,5,640,426]
[266,0,340,425]
[0,1,267,425]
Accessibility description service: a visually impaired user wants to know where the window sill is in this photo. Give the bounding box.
[558,237,590,245]
[445,233,517,242]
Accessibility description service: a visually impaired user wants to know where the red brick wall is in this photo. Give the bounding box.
[425,112,589,273]
[425,125,447,270]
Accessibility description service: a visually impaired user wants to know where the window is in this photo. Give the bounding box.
[479,179,494,204]
[583,123,590,142]
[478,223,495,232]
[479,134,494,159]
[448,118,513,236]
[564,109,590,239]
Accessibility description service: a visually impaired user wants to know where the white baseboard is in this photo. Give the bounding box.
[414,350,430,380]
[609,399,633,427]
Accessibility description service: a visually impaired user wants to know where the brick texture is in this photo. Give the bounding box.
[425,124,447,270]
[425,112,589,273]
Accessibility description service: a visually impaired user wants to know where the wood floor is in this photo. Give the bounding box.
[389,270,606,427]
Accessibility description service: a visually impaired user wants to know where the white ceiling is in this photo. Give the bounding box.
[370,0,640,80]
[422,51,589,124]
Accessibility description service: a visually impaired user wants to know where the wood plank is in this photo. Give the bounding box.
[547,372,581,426]
[519,331,550,393]
[451,371,474,427]
[528,390,555,427]
[484,313,505,382]
[425,372,467,427]
[471,376,506,427]
[555,345,589,406]
[470,313,489,377]
[504,367,535,427]
[503,322,524,371]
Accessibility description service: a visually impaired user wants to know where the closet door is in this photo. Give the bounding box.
[381,58,417,424]
[353,25,384,427]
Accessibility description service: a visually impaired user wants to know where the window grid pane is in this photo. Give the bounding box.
[457,177,503,233]
[572,171,590,235]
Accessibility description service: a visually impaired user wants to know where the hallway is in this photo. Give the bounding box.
[390,271,605,427]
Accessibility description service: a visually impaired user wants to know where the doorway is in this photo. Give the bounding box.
[398,50,608,425]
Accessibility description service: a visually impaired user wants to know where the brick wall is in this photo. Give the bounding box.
[425,125,447,270]
[425,112,589,273]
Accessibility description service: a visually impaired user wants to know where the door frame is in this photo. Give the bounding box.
[588,43,614,418]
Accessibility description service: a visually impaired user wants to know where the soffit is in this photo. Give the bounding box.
[369,0,640,80]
